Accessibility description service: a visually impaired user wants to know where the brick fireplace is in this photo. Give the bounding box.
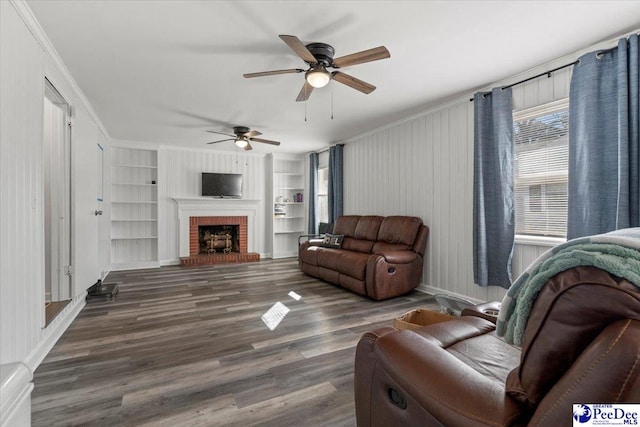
[174,198,262,266]
[181,215,260,266]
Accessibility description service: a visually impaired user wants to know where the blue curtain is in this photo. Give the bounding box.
[568,34,639,239]
[328,144,344,223]
[473,87,515,288]
[308,152,318,234]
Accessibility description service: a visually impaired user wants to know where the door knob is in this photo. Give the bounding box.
[94,210,103,216]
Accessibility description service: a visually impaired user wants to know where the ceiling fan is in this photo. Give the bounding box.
[243,35,390,102]
[206,126,280,151]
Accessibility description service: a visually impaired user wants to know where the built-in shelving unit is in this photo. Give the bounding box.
[269,153,306,258]
[110,147,159,270]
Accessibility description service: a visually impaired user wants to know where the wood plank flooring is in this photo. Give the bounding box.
[32,258,438,426]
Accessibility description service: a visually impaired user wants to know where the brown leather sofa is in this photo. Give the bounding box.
[354,266,640,426]
[298,215,428,300]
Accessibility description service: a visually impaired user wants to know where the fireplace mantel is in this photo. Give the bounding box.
[173,198,261,257]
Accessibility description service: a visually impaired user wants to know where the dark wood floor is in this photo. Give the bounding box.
[32,258,438,426]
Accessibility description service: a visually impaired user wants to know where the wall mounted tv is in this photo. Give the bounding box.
[201,173,243,198]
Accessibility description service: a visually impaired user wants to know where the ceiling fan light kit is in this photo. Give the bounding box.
[306,66,331,88]
[235,138,249,148]
[244,35,390,102]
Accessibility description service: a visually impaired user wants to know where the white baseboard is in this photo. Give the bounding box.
[25,293,86,372]
[0,362,32,427]
[415,283,431,295]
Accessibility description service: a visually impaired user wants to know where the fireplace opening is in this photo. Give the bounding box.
[198,225,240,254]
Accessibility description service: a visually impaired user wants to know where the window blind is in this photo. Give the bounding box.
[513,98,569,238]
[317,150,330,224]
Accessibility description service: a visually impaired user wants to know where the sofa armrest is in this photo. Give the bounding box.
[365,252,423,300]
[375,250,417,264]
[298,234,324,246]
[354,327,398,427]
[355,318,525,426]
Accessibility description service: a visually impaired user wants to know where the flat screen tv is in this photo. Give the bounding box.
[201,173,243,198]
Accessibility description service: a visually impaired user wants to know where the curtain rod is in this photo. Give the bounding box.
[469,60,578,102]
[468,40,627,102]
[312,143,345,155]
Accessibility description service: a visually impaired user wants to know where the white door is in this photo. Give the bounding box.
[72,107,101,294]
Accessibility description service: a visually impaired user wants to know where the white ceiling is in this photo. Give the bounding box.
[26,0,640,154]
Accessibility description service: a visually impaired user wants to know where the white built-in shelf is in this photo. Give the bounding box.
[269,153,306,258]
[111,147,159,269]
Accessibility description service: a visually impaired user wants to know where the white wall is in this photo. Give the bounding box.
[0,0,110,369]
[342,33,631,303]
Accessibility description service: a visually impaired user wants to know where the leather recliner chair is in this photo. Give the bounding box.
[354,266,640,426]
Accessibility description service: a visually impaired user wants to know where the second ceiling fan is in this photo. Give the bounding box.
[243,35,390,102]
[206,126,280,151]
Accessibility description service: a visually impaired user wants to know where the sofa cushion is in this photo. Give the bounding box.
[372,241,412,253]
[377,216,422,245]
[317,248,341,270]
[337,251,370,280]
[317,249,369,281]
[299,243,320,266]
[354,216,384,240]
[335,216,383,253]
[342,237,375,253]
[333,215,361,237]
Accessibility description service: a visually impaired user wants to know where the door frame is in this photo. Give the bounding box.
[43,78,72,308]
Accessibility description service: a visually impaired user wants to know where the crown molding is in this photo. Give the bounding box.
[9,0,111,140]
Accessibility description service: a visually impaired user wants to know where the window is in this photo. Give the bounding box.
[513,98,569,238]
[317,151,329,224]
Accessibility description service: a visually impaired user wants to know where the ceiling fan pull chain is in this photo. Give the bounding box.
[305,97,307,122]
[331,81,334,120]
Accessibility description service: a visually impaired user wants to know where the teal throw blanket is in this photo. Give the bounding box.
[496,227,640,346]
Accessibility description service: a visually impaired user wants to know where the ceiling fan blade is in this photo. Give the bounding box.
[243,68,305,78]
[296,81,314,102]
[332,46,390,68]
[206,130,235,137]
[245,130,262,138]
[244,142,253,151]
[279,35,317,64]
[331,71,376,94]
[206,138,235,144]
[250,137,280,146]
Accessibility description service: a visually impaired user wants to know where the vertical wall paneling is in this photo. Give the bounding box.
[343,64,572,303]
[1,0,111,373]
[0,0,46,363]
